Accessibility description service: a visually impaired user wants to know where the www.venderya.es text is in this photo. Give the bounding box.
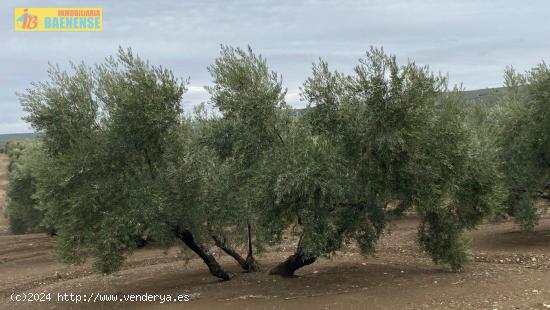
[10,292,192,303]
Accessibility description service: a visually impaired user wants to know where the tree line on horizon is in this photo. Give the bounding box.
[3,46,549,280]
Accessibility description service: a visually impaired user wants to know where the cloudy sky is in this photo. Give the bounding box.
[1,0,549,133]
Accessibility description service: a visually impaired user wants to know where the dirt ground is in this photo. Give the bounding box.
[1,153,550,309]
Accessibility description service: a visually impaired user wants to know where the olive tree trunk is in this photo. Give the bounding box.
[269,240,316,277]
[174,226,233,281]
[244,223,261,271]
[212,223,261,272]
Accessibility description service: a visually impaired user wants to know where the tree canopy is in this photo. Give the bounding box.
[7,46,547,280]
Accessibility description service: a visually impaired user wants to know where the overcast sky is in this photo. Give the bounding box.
[1,0,549,133]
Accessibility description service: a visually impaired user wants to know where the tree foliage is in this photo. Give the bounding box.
[19,48,200,274]
[295,48,503,271]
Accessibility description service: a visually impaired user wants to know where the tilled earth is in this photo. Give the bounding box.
[1,153,550,309]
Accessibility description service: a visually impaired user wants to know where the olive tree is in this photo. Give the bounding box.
[20,48,233,280]
[198,46,289,272]
[261,48,503,275]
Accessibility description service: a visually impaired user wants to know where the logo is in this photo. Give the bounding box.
[16,8,38,30]
[14,8,102,32]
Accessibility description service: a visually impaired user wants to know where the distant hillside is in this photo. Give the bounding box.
[462,87,507,104]
[291,87,507,116]
[0,133,37,150]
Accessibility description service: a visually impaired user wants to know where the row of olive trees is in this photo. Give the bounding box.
[7,46,541,280]
[4,140,47,234]
[465,65,550,231]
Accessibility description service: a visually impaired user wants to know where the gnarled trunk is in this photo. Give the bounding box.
[212,235,248,269]
[269,241,316,277]
[212,223,261,272]
[174,226,233,281]
[133,235,148,248]
[244,223,261,271]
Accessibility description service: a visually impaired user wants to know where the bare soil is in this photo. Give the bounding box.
[1,154,550,309]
